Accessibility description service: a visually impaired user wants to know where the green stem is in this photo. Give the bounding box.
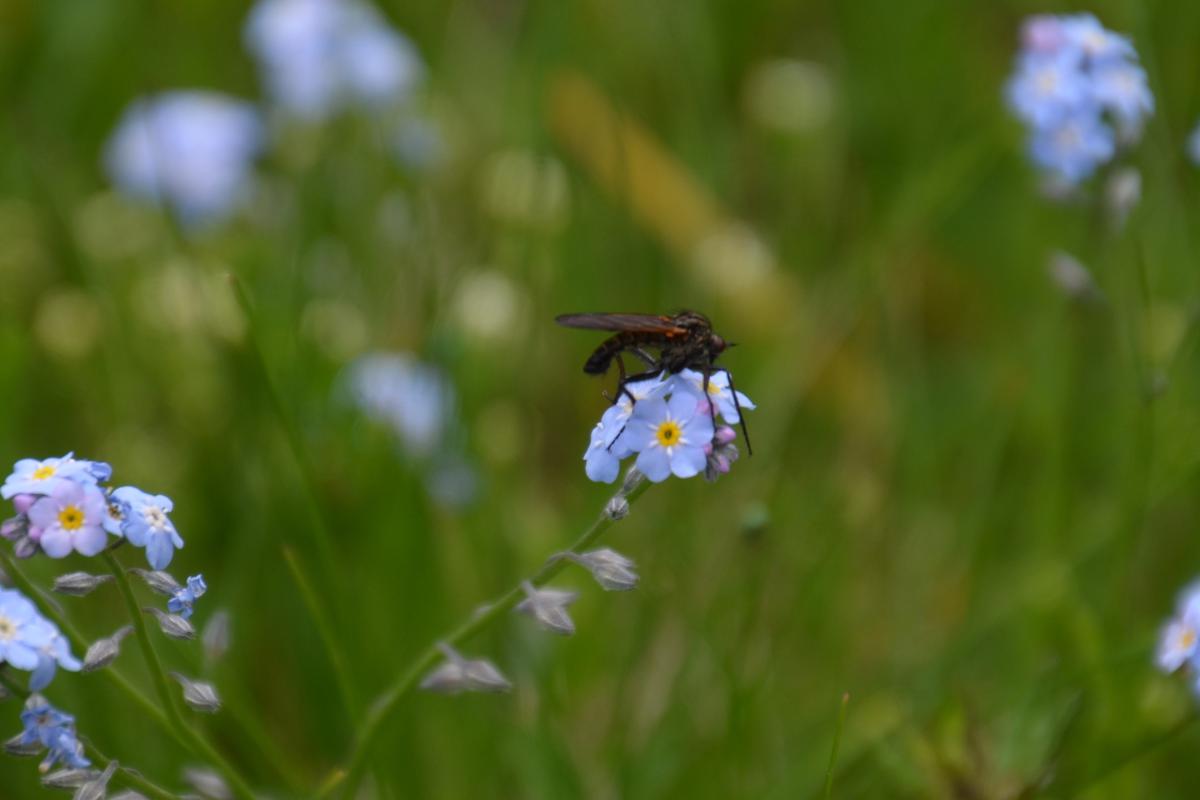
[101,552,258,800]
[322,471,653,799]
[283,546,361,724]
[0,670,180,800]
[822,693,850,800]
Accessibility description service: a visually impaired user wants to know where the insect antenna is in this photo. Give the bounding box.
[719,368,753,456]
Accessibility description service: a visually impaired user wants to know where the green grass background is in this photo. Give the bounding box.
[4,0,1200,797]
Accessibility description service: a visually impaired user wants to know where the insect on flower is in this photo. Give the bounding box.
[555,311,752,454]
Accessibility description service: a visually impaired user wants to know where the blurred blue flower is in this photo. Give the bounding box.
[1189,122,1200,167]
[110,487,184,570]
[345,352,453,457]
[615,393,714,483]
[27,480,109,559]
[18,695,90,772]
[1007,14,1151,186]
[245,0,424,120]
[1028,114,1115,184]
[104,92,262,226]
[168,575,208,620]
[1157,581,1200,673]
[2,454,97,500]
[29,622,81,692]
[0,589,52,671]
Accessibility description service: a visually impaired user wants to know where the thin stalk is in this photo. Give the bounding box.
[823,693,850,800]
[0,670,180,800]
[101,552,258,800]
[283,546,361,724]
[322,471,653,799]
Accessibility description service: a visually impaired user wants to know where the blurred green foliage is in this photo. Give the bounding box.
[4,0,1200,797]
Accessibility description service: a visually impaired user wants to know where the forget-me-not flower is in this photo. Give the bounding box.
[245,0,424,120]
[1006,13,1152,186]
[104,92,262,226]
[168,575,208,620]
[345,352,454,457]
[0,589,52,671]
[582,374,671,483]
[29,621,82,692]
[1,455,96,500]
[27,481,108,558]
[615,393,715,482]
[1158,581,1200,674]
[111,487,184,570]
[672,368,756,425]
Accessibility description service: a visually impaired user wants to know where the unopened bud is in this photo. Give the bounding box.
[5,732,43,757]
[621,467,646,495]
[516,582,578,636]
[183,766,231,799]
[82,626,133,673]
[128,569,181,596]
[169,673,222,713]
[1048,251,1102,304]
[604,495,630,521]
[714,426,737,446]
[565,548,639,591]
[13,535,38,559]
[53,572,114,597]
[41,768,101,789]
[1106,167,1141,229]
[144,607,196,640]
[202,610,231,664]
[1,515,27,541]
[419,643,512,694]
[11,494,35,515]
[73,760,118,800]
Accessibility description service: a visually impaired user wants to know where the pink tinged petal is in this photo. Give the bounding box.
[12,494,35,514]
[27,525,43,543]
[670,445,708,479]
[27,497,59,530]
[73,527,108,557]
[39,530,74,559]
[635,447,671,482]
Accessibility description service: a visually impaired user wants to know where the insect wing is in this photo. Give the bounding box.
[555,313,684,334]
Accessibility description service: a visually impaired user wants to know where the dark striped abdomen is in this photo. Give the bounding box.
[584,332,668,374]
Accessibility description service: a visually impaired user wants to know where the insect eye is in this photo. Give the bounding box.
[711,335,726,351]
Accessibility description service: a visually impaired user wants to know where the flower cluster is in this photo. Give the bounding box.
[582,369,753,484]
[245,0,424,120]
[9,694,89,773]
[1157,581,1200,691]
[2,454,183,570]
[103,0,432,227]
[1006,13,1153,185]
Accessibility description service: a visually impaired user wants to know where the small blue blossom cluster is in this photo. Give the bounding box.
[1,454,183,570]
[1006,14,1153,185]
[1156,581,1200,693]
[13,694,89,773]
[583,369,754,484]
[104,0,431,226]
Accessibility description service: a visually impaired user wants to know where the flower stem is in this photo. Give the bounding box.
[101,551,258,800]
[321,469,652,799]
[822,693,850,800]
[0,669,180,800]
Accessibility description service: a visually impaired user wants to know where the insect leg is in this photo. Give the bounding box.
[717,367,753,456]
[607,365,665,451]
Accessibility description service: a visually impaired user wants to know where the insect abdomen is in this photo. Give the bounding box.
[583,332,663,374]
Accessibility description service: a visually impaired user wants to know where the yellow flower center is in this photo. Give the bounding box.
[32,465,56,480]
[0,615,13,642]
[58,505,84,531]
[1180,626,1197,651]
[656,420,682,448]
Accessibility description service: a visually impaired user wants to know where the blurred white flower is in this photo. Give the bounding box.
[479,149,571,230]
[744,59,835,135]
[244,0,424,120]
[103,92,262,226]
[345,352,452,457]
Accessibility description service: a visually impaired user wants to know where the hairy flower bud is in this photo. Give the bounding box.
[52,572,114,597]
[82,626,133,673]
[170,673,222,713]
[41,768,101,790]
[419,643,511,694]
[128,569,182,597]
[516,582,578,636]
[564,548,639,591]
[74,760,118,800]
[604,495,629,521]
[144,607,196,640]
[183,766,232,799]
[202,609,232,664]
